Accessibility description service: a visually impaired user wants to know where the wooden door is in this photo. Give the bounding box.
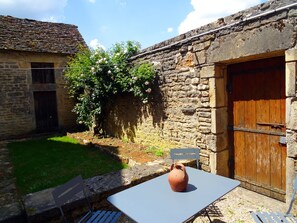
[228,57,286,200]
[34,91,58,132]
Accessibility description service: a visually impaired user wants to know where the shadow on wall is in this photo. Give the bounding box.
[103,76,166,142]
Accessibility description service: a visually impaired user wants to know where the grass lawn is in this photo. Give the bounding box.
[8,135,128,195]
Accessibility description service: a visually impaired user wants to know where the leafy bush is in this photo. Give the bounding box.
[65,41,156,132]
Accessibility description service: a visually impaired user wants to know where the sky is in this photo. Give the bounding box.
[0,0,267,50]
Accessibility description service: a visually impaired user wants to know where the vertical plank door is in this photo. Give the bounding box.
[228,57,286,201]
[34,91,58,132]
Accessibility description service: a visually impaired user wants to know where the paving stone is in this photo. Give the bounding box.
[0,141,24,223]
[0,202,26,223]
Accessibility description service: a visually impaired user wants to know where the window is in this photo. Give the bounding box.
[31,63,55,84]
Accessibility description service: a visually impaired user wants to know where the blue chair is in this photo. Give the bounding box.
[250,176,297,223]
[170,148,212,221]
[52,175,121,223]
[170,148,200,168]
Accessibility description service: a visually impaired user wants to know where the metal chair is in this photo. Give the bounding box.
[170,148,214,222]
[170,148,200,168]
[250,176,297,223]
[52,175,121,223]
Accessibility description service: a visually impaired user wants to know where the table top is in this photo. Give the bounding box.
[107,167,240,223]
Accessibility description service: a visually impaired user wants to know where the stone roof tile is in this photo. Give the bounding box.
[0,15,87,54]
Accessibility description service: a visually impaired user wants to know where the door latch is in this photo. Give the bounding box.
[256,122,285,129]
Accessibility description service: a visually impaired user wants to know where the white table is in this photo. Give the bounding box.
[108,167,240,223]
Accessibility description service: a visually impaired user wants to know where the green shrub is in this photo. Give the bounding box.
[65,41,156,132]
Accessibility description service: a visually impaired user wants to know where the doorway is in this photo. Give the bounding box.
[227,57,286,200]
[34,91,58,132]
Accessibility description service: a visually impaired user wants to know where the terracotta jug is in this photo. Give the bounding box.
[168,163,189,192]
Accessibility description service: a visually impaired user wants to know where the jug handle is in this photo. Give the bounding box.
[170,163,186,171]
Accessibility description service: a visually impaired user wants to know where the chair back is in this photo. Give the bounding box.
[286,176,297,215]
[52,175,91,222]
[170,148,200,168]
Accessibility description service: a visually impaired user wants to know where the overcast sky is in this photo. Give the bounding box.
[0,0,267,49]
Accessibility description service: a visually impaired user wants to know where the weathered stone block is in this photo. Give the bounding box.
[199,117,211,123]
[206,132,229,152]
[211,107,228,134]
[201,97,209,102]
[192,40,211,52]
[206,133,228,153]
[198,111,211,118]
[286,157,296,203]
[201,102,210,107]
[199,126,211,134]
[200,78,209,85]
[181,107,196,115]
[288,8,297,17]
[286,62,296,97]
[191,78,199,85]
[209,23,295,63]
[209,149,229,176]
[286,130,297,158]
[209,77,226,108]
[286,98,297,130]
[286,48,297,62]
[176,52,194,69]
[200,66,215,78]
[194,51,206,65]
[202,91,209,97]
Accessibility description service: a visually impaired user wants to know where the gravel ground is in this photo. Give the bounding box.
[193,187,289,223]
[117,187,294,223]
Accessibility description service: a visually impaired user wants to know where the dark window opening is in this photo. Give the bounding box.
[31,63,55,84]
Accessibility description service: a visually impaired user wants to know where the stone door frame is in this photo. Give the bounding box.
[209,49,297,203]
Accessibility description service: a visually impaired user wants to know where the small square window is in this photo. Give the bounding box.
[31,63,55,84]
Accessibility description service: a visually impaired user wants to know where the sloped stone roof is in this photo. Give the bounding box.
[0,15,87,55]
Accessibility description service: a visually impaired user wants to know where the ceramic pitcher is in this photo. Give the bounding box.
[168,163,188,192]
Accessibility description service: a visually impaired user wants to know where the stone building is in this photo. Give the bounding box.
[0,16,86,139]
[105,0,297,202]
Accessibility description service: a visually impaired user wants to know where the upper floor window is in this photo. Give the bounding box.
[31,63,55,84]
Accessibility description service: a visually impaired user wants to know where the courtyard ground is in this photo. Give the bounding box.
[68,132,295,223]
[1,132,296,222]
[68,131,165,164]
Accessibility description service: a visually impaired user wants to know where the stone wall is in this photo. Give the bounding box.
[0,61,33,137]
[105,0,297,201]
[0,50,77,139]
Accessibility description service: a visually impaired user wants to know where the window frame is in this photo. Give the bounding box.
[31,62,55,84]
